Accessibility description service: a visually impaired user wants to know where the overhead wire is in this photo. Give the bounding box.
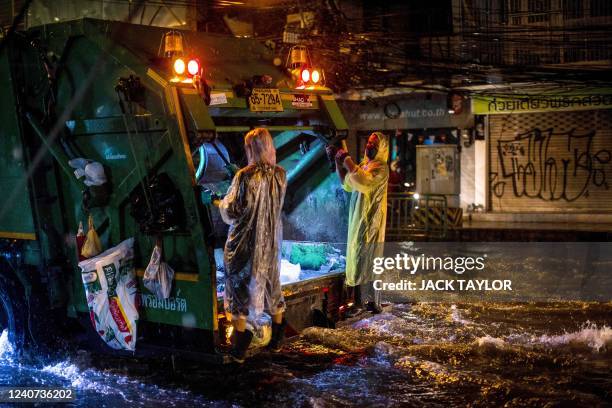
[7,0,611,91]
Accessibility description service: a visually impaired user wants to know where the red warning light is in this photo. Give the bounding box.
[187,59,200,76]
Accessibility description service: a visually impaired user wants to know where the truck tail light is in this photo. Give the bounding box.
[187,59,200,76]
[174,58,186,75]
[311,69,321,84]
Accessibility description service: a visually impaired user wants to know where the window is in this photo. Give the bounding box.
[563,0,584,19]
[473,0,493,28]
[586,43,612,60]
[528,0,551,22]
[590,0,612,17]
[514,49,541,65]
[510,0,522,25]
[549,48,561,64]
[474,39,503,65]
[500,0,508,24]
[564,43,612,62]
[564,47,584,62]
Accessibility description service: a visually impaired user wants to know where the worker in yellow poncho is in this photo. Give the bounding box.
[327,132,389,314]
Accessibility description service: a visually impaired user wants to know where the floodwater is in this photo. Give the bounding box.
[1,302,610,407]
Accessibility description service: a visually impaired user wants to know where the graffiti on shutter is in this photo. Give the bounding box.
[489,110,612,212]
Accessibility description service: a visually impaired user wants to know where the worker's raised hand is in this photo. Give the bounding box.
[335,149,349,165]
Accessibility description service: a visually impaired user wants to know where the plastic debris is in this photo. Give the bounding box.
[143,241,175,299]
[69,158,107,186]
[81,215,102,259]
[280,259,301,284]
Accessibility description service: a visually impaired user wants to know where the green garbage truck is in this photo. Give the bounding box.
[0,18,349,360]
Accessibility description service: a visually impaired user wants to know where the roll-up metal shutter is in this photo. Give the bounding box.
[488,109,612,212]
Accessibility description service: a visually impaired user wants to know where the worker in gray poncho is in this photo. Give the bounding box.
[327,132,389,314]
[215,128,287,363]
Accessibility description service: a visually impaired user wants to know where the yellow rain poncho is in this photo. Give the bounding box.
[342,132,389,286]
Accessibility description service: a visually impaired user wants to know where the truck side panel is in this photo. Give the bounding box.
[0,44,36,240]
[43,27,215,331]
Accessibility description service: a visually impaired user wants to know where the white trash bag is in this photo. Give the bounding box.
[78,238,139,351]
[68,158,107,186]
[143,242,174,299]
[280,259,301,284]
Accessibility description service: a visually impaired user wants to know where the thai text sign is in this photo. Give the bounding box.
[473,93,612,114]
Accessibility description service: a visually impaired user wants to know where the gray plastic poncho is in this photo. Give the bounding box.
[342,132,389,286]
[219,163,287,319]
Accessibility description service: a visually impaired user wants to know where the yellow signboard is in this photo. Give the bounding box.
[472,92,612,115]
[248,88,284,112]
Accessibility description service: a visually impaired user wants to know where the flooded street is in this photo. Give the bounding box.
[1,302,610,407]
[1,1,611,407]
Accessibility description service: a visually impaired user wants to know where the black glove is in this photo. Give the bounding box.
[335,149,349,165]
[325,145,339,171]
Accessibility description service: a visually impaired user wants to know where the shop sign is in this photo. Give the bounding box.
[473,93,612,114]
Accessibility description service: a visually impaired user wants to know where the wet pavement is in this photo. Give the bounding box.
[1,302,611,407]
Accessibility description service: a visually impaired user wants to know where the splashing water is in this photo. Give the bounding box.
[473,322,612,352]
[0,338,216,406]
[450,304,472,325]
[534,322,612,352]
[290,302,612,406]
[41,362,119,394]
[475,335,507,349]
[0,329,14,362]
[36,360,216,406]
[1,302,610,407]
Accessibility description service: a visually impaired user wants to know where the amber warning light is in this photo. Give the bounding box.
[173,58,186,75]
[171,58,202,83]
[294,67,323,88]
[286,45,323,88]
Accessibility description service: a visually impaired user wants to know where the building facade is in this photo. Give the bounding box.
[417,1,612,219]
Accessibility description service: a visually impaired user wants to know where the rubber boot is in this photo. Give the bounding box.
[267,318,287,352]
[230,329,253,363]
[365,301,383,314]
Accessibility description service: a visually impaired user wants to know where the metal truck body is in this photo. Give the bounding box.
[0,18,348,356]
